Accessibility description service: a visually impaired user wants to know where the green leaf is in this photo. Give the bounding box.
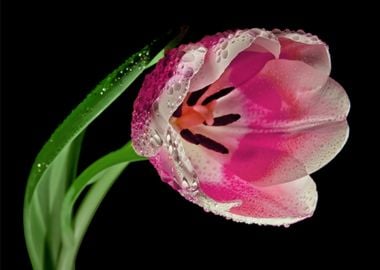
[26,134,84,270]
[46,133,85,268]
[24,28,187,270]
[57,142,145,270]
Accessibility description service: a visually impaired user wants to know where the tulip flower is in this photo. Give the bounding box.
[25,27,350,270]
[132,28,350,226]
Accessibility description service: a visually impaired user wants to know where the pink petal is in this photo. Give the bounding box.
[169,140,317,225]
[223,60,349,186]
[199,174,317,226]
[190,29,280,93]
[150,148,179,190]
[225,121,348,186]
[238,58,328,114]
[225,134,308,186]
[132,45,207,157]
[275,30,331,75]
[228,51,274,87]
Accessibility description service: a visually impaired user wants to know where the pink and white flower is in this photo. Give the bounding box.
[131,28,350,226]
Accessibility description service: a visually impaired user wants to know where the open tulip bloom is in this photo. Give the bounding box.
[24,27,349,269]
[132,28,349,225]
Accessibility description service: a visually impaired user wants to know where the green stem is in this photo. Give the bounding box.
[57,142,146,270]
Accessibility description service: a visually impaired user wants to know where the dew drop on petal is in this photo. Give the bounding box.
[174,82,182,92]
[150,132,163,147]
[311,36,319,42]
[152,101,159,116]
[182,52,195,62]
[222,50,228,59]
[221,41,228,50]
[181,178,190,189]
[184,68,194,77]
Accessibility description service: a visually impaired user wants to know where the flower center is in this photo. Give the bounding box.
[171,98,217,129]
[170,84,240,154]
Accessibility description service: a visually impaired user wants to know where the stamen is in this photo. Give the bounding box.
[179,129,229,154]
[172,104,182,117]
[180,129,199,144]
[205,114,241,126]
[187,86,208,106]
[201,87,234,105]
[195,134,229,154]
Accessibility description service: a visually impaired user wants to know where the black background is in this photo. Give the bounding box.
[2,1,374,269]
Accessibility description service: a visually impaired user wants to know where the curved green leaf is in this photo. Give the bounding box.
[24,28,187,270]
[57,142,145,270]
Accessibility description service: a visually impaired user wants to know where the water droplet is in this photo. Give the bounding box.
[37,163,41,168]
[150,133,163,147]
[152,101,159,115]
[100,88,106,95]
[222,50,228,59]
[172,147,180,161]
[311,36,318,42]
[197,47,207,53]
[216,56,221,63]
[173,82,181,92]
[252,29,261,36]
[181,178,190,189]
[182,52,195,62]
[221,41,228,50]
[184,68,193,77]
